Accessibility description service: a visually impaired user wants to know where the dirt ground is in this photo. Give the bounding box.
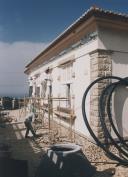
[0,110,128,177]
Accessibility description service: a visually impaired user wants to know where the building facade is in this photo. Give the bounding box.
[25,7,128,142]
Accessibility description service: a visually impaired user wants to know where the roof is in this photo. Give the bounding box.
[25,6,128,74]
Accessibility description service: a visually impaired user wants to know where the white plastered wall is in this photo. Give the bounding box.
[73,52,90,136]
[28,38,98,137]
[98,27,128,138]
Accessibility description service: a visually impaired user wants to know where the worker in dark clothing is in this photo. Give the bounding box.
[24,112,38,138]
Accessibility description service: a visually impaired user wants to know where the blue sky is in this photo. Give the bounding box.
[0,0,128,97]
[0,0,128,43]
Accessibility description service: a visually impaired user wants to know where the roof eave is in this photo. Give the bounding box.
[25,7,128,75]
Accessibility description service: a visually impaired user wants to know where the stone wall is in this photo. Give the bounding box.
[89,49,112,142]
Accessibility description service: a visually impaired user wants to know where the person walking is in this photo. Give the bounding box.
[24,112,37,138]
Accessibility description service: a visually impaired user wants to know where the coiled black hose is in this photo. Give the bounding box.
[99,82,128,158]
[82,76,128,165]
[107,82,128,150]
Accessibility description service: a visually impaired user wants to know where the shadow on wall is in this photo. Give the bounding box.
[98,27,128,52]
[110,51,128,139]
[113,85,128,138]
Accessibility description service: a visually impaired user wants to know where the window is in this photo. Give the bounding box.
[41,80,47,98]
[29,86,33,97]
[61,62,73,83]
[66,84,71,107]
[35,87,40,97]
[59,60,74,108]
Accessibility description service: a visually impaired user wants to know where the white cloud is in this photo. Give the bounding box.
[0,41,48,97]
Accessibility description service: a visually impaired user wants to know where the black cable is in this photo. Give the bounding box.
[99,81,128,158]
[106,82,128,149]
[82,76,128,165]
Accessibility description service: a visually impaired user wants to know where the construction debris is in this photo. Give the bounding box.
[0,97,128,177]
